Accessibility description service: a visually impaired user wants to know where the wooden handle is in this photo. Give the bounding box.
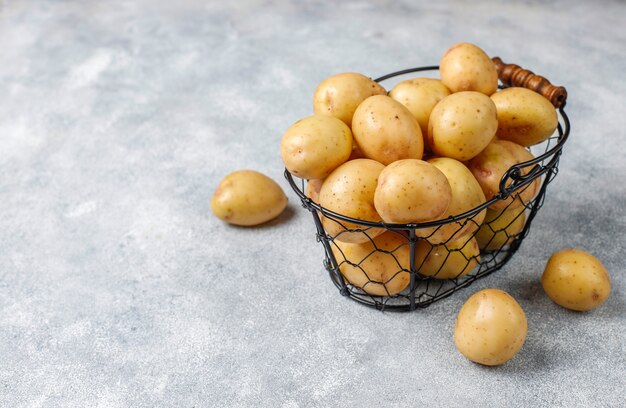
[492,56,567,108]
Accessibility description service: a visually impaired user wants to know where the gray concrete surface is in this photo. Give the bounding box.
[1,0,625,406]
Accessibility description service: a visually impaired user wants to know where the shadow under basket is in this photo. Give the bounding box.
[285,62,570,311]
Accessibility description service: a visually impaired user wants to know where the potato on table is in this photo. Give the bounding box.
[211,170,288,226]
[542,249,611,311]
[454,289,528,366]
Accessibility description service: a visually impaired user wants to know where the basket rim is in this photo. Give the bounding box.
[285,65,570,230]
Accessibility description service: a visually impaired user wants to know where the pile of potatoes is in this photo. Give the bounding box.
[281,42,559,296]
[279,44,612,367]
[210,42,612,368]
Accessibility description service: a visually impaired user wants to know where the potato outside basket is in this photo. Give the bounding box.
[285,58,570,311]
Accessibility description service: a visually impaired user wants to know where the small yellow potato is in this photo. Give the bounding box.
[427,91,498,161]
[352,95,424,165]
[305,179,324,203]
[281,115,353,180]
[211,170,288,226]
[475,206,526,251]
[415,237,480,279]
[439,42,498,95]
[313,72,387,126]
[468,139,540,211]
[491,87,558,147]
[331,231,410,296]
[416,158,486,244]
[542,249,611,311]
[374,159,451,224]
[319,159,385,243]
[454,289,528,366]
[389,78,451,142]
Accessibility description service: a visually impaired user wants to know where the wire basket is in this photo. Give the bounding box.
[285,60,570,311]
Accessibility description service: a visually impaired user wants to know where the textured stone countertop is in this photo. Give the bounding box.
[1,1,625,406]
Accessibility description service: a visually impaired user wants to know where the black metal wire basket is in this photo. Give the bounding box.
[285,63,570,311]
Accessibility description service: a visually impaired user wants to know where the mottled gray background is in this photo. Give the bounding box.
[1,0,625,406]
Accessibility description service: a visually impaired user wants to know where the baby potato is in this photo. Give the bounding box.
[468,139,540,211]
[542,249,611,311]
[475,206,526,251]
[454,289,528,366]
[281,114,353,180]
[389,78,451,143]
[491,87,558,147]
[319,159,385,243]
[331,231,410,296]
[428,91,498,161]
[439,42,498,95]
[352,95,424,165]
[416,158,486,244]
[415,237,480,279]
[374,159,451,224]
[313,72,387,127]
[211,170,287,226]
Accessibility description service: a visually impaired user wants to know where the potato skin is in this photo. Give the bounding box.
[542,249,611,311]
[440,42,498,95]
[491,87,558,147]
[374,159,451,224]
[475,206,526,251]
[331,231,410,296]
[454,289,528,366]
[417,158,486,244]
[305,178,324,203]
[352,95,424,165]
[281,115,353,180]
[415,237,480,279]
[468,139,540,211]
[389,78,451,143]
[319,159,385,243]
[428,91,498,161]
[211,170,288,226]
[313,72,387,127]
